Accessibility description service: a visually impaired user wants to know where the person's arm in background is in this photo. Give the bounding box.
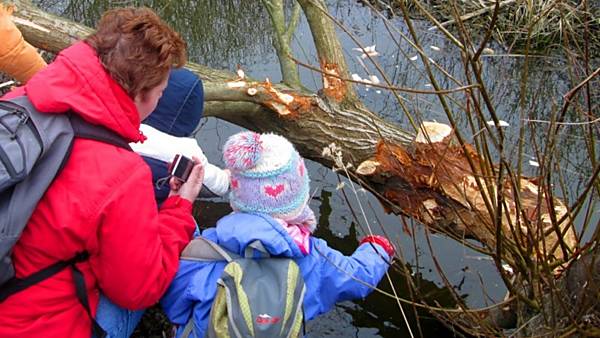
[0,4,47,84]
[310,235,395,318]
[132,124,230,198]
[201,162,229,197]
[93,158,205,309]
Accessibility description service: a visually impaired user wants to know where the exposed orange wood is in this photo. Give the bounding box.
[320,61,346,102]
[367,134,576,263]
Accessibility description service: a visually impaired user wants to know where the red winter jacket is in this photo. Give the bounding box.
[0,42,196,337]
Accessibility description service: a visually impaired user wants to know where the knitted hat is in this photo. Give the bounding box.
[143,68,204,137]
[223,131,311,224]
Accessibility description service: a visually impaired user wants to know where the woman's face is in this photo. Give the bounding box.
[134,75,169,120]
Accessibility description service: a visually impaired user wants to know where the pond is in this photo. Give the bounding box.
[32,0,596,337]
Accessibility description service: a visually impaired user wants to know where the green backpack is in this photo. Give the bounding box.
[181,237,306,338]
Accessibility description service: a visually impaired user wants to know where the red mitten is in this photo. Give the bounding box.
[359,235,395,257]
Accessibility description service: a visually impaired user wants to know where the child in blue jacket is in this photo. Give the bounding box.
[161,131,395,337]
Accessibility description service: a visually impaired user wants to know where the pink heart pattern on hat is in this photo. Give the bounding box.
[264,184,285,198]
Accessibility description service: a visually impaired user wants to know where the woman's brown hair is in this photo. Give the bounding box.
[86,7,187,98]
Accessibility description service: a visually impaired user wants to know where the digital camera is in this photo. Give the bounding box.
[168,154,195,183]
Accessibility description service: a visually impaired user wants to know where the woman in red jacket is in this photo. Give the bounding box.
[0,7,203,338]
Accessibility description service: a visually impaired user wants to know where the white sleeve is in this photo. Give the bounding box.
[131,124,229,196]
[202,163,230,196]
[130,124,202,163]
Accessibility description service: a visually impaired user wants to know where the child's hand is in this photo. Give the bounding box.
[169,156,205,202]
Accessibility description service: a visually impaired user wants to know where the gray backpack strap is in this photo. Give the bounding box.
[180,317,195,338]
[244,239,270,258]
[70,115,132,151]
[181,236,239,262]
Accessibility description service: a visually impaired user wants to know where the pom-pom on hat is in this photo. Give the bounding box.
[223,131,310,222]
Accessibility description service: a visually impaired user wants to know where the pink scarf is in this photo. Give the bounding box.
[276,205,316,255]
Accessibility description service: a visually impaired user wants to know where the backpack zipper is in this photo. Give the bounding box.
[0,106,44,179]
[0,145,17,178]
[0,102,43,151]
[0,113,19,178]
[20,111,43,152]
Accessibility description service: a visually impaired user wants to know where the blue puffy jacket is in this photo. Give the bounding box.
[161,212,391,337]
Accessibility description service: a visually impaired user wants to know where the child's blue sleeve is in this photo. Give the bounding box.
[161,259,204,326]
[311,238,390,314]
[161,229,219,327]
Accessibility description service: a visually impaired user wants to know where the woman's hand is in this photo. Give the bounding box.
[168,156,205,202]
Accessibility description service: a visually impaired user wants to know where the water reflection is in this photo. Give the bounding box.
[33,0,275,69]
[313,190,460,337]
[28,0,596,336]
[332,3,593,197]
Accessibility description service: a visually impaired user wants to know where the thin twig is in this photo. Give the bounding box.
[523,116,600,125]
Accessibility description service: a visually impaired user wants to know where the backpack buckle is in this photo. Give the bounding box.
[8,110,29,140]
[16,110,29,125]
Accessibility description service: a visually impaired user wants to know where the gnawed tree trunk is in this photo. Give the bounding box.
[2,0,577,269]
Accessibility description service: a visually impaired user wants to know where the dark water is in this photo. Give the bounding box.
[32,0,597,337]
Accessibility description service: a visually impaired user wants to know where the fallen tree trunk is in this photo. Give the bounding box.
[2,0,577,267]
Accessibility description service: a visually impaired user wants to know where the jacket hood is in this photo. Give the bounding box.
[214,212,305,258]
[23,41,144,143]
[143,68,203,137]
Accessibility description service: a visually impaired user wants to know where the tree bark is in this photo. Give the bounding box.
[3,0,576,269]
